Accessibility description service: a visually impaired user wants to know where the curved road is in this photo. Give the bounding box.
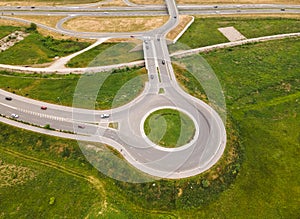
[1,1,299,179]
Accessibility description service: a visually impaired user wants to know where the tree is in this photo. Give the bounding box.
[26,23,37,32]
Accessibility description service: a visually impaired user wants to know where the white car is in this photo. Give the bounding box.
[11,113,19,118]
[100,114,110,119]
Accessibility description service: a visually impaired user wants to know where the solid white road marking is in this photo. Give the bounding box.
[0,102,17,110]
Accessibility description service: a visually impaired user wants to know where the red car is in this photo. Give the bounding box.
[41,106,47,110]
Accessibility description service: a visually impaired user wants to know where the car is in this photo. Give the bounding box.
[11,113,19,118]
[150,75,154,79]
[31,6,35,9]
[281,8,285,11]
[213,5,218,8]
[104,12,109,14]
[130,35,134,38]
[174,16,177,18]
[5,97,12,101]
[78,125,85,129]
[100,114,110,118]
[162,60,165,65]
[41,106,47,110]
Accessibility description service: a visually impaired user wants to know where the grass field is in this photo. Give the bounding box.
[0,31,299,217]
[144,109,196,147]
[0,151,103,218]
[67,42,144,68]
[172,37,300,217]
[178,17,300,48]
[0,30,90,65]
[0,67,147,109]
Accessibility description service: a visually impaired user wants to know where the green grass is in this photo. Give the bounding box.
[67,42,144,68]
[0,31,90,65]
[178,17,300,48]
[0,149,103,218]
[171,37,300,217]
[0,26,21,39]
[66,43,115,68]
[144,109,196,147]
[0,33,299,217]
[0,67,147,109]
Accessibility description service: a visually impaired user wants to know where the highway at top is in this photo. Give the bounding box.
[1,1,298,179]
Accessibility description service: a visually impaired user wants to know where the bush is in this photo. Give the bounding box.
[26,23,37,32]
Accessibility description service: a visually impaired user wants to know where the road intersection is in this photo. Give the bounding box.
[0,0,299,180]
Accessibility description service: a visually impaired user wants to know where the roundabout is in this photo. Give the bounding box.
[0,0,229,181]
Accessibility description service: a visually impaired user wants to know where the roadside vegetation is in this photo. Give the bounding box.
[0,67,147,109]
[0,26,20,39]
[66,43,115,68]
[144,109,196,148]
[67,42,143,68]
[0,26,90,65]
[0,27,299,218]
[178,17,300,48]
[172,37,300,217]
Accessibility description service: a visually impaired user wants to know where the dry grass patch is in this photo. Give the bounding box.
[176,0,300,4]
[12,15,65,28]
[0,160,36,188]
[0,18,27,27]
[167,15,194,41]
[63,16,168,33]
[0,17,94,42]
[132,0,300,4]
[98,0,127,6]
[0,0,99,6]
[130,0,164,4]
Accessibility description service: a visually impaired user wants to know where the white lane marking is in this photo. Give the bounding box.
[0,102,17,110]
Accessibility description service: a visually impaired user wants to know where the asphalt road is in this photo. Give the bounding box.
[0,1,299,179]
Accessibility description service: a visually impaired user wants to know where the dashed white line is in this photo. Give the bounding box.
[18,109,69,122]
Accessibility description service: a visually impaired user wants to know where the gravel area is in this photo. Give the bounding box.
[218,26,246,42]
[0,31,28,52]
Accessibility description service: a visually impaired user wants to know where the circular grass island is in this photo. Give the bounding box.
[143,108,196,148]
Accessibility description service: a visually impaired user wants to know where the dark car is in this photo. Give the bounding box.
[41,106,47,110]
[162,60,165,65]
[100,114,110,118]
[5,97,12,101]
